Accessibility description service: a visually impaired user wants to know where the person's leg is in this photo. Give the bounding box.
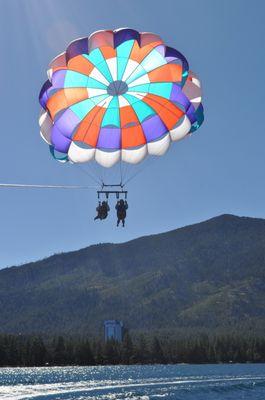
[117,218,120,226]
[94,215,99,220]
[122,219,125,227]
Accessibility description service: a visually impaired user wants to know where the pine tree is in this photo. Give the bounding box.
[29,337,46,366]
[94,340,104,365]
[76,340,95,365]
[103,339,120,364]
[150,337,164,363]
[121,332,134,364]
[54,336,66,365]
[135,334,149,364]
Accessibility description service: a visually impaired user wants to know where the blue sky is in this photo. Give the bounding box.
[0,0,264,268]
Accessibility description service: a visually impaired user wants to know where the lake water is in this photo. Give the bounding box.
[0,364,264,400]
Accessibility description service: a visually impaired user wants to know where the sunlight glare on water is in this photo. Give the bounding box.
[0,364,264,400]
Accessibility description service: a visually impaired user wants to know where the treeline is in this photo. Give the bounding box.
[0,333,265,366]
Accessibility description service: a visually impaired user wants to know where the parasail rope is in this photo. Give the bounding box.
[74,163,102,186]
[119,159,123,185]
[0,183,97,189]
[123,161,151,185]
[123,138,171,185]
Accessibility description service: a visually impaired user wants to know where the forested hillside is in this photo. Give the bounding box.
[0,214,264,336]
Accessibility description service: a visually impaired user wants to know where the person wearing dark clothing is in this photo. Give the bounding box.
[94,201,110,221]
[115,199,128,227]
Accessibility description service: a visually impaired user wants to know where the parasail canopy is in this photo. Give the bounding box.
[39,28,204,168]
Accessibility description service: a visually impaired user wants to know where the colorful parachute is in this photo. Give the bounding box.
[39,28,204,168]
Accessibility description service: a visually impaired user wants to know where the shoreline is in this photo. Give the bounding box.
[1,361,265,368]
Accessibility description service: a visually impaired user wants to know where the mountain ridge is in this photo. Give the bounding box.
[2,213,254,272]
[0,214,264,336]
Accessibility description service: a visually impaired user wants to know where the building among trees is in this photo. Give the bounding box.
[104,320,123,342]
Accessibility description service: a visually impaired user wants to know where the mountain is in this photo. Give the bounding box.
[0,214,264,336]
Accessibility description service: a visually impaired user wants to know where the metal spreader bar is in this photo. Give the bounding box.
[101,183,125,189]
[97,183,127,200]
[97,190,128,200]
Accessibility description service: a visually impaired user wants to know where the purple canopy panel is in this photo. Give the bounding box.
[66,37,89,61]
[51,125,71,153]
[96,127,121,149]
[142,115,168,142]
[114,28,140,48]
[39,80,52,109]
[55,109,81,139]
[170,84,190,111]
[186,103,197,125]
[51,70,67,89]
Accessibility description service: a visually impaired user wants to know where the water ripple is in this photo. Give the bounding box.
[0,364,264,400]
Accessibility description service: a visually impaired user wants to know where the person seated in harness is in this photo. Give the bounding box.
[94,201,110,221]
[115,199,128,227]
